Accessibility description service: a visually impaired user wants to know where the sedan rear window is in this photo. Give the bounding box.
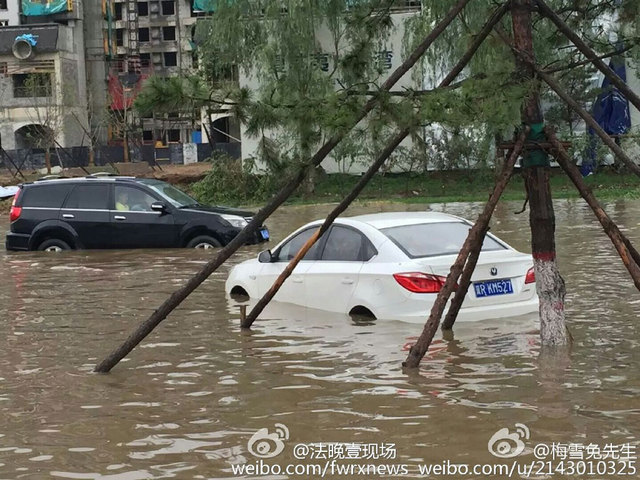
[380,222,506,258]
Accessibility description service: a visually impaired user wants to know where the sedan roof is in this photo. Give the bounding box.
[346,211,464,230]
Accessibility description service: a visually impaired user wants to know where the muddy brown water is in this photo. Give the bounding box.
[0,200,639,479]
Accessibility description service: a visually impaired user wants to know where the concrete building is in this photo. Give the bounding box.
[0,0,20,26]
[104,0,202,148]
[0,4,89,152]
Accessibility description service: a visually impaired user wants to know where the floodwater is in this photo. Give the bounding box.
[0,199,638,479]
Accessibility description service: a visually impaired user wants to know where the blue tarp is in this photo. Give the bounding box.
[15,34,38,46]
[22,0,71,16]
[585,53,631,175]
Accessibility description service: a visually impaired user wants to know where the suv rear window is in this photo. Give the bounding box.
[381,222,506,258]
[21,184,73,208]
[64,185,110,210]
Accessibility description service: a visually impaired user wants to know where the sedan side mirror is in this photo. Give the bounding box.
[151,202,167,213]
[258,249,273,263]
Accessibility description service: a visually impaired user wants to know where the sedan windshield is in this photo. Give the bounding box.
[380,222,506,258]
[138,180,199,208]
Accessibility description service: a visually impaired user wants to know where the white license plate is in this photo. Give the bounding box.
[474,279,514,297]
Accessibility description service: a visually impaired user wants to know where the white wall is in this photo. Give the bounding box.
[0,0,20,26]
[238,11,421,174]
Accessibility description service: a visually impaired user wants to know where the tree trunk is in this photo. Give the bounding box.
[44,149,52,174]
[512,0,570,346]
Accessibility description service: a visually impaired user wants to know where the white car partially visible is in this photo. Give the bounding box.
[226,212,538,323]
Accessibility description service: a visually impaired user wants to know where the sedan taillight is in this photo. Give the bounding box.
[9,189,21,223]
[525,267,535,284]
[393,272,447,293]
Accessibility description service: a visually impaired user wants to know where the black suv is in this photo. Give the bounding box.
[6,176,269,251]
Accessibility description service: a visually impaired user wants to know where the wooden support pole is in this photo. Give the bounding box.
[440,227,488,331]
[534,66,640,178]
[242,1,511,330]
[242,128,410,329]
[403,128,529,369]
[546,128,640,292]
[93,0,474,373]
[535,0,640,114]
[511,0,570,347]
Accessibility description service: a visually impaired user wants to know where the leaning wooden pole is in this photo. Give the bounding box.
[535,0,640,113]
[403,129,528,369]
[534,66,640,178]
[242,2,511,330]
[511,0,570,346]
[242,128,409,329]
[440,227,488,331]
[546,128,640,291]
[93,0,474,373]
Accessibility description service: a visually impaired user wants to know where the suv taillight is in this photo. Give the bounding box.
[9,188,21,223]
[393,272,447,293]
[525,267,535,284]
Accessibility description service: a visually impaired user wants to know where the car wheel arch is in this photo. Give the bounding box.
[29,222,79,250]
[349,305,377,320]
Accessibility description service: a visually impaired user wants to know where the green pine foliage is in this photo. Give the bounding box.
[137,0,640,178]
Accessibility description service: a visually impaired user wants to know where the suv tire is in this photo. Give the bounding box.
[37,239,71,252]
[186,235,222,249]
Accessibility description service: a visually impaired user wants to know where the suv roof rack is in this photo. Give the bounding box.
[88,172,118,177]
[36,175,69,181]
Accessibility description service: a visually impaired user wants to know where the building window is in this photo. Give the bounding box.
[140,53,151,66]
[116,29,124,47]
[161,1,175,15]
[0,20,8,26]
[114,3,123,21]
[143,130,153,143]
[0,0,7,10]
[167,129,180,142]
[163,52,177,67]
[137,2,149,16]
[138,28,150,43]
[162,26,176,41]
[13,73,52,98]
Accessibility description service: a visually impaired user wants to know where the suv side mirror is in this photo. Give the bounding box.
[258,249,273,263]
[151,202,167,213]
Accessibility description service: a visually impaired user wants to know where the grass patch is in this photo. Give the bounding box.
[190,168,640,207]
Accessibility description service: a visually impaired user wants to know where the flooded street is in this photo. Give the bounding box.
[0,199,639,479]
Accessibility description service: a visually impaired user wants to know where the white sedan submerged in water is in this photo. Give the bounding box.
[226,212,538,322]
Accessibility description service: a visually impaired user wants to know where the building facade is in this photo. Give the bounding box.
[0,3,89,153]
[0,0,20,26]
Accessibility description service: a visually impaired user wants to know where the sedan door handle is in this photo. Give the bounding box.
[341,279,354,285]
[62,214,74,219]
[114,215,127,221]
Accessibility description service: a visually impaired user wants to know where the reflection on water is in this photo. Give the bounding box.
[0,199,639,478]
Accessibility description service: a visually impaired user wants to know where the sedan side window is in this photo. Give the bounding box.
[114,186,157,212]
[275,227,322,262]
[321,226,370,262]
